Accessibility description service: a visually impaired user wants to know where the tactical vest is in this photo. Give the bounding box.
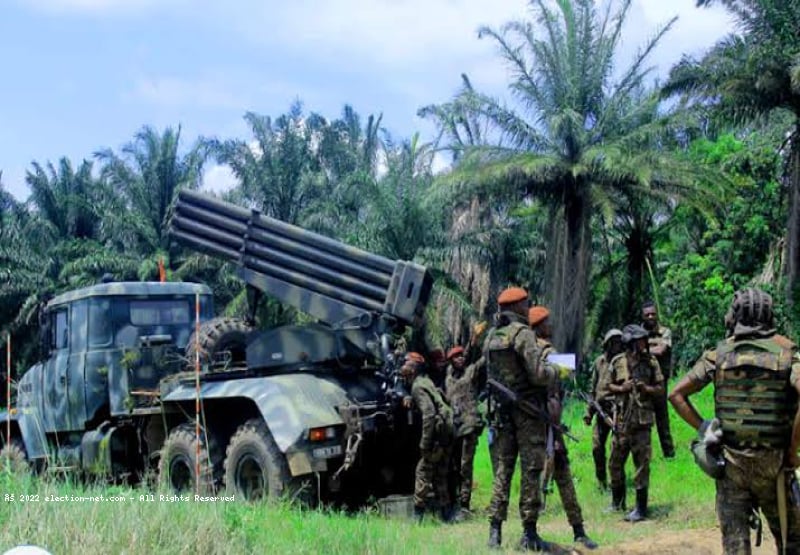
[485,322,547,407]
[415,376,455,445]
[714,337,797,450]
[445,365,481,435]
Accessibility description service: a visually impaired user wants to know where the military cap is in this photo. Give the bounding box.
[622,324,648,343]
[528,306,550,327]
[405,352,426,365]
[603,328,623,345]
[446,346,465,360]
[497,287,528,305]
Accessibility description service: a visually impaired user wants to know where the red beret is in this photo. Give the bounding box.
[528,306,550,327]
[446,346,465,360]
[497,287,528,305]
[405,352,426,365]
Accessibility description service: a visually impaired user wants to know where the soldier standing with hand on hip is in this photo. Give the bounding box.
[670,288,800,554]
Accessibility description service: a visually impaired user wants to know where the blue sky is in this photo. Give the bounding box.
[1,0,732,200]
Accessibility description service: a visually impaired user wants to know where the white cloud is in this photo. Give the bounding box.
[202,164,237,194]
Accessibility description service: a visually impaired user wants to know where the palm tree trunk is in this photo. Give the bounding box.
[547,187,591,358]
[785,123,800,312]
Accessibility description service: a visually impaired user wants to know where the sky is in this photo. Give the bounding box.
[0,0,734,201]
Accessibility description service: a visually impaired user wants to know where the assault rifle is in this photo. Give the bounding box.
[486,378,577,442]
[578,391,618,434]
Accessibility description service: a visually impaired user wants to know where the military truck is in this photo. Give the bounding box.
[0,190,433,505]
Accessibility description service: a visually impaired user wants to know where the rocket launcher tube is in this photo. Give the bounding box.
[169,190,432,328]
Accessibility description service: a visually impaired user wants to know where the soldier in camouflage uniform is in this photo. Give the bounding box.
[670,288,800,554]
[607,324,664,522]
[444,345,483,519]
[471,287,559,550]
[529,306,598,550]
[642,300,676,458]
[399,352,455,522]
[583,328,624,490]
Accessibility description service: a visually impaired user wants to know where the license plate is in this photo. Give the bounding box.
[312,445,343,459]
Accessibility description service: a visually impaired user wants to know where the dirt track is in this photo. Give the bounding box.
[593,527,776,555]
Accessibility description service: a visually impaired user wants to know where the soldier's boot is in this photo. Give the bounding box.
[572,524,599,550]
[605,485,626,512]
[597,475,608,491]
[488,519,502,549]
[413,505,425,524]
[519,523,551,552]
[624,488,648,522]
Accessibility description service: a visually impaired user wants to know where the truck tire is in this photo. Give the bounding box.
[185,317,252,371]
[158,424,221,494]
[0,440,30,474]
[224,419,301,502]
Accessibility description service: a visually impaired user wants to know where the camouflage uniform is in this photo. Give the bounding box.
[484,312,556,527]
[444,360,483,510]
[647,325,675,457]
[608,352,663,494]
[411,374,455,513]
[587,352,614,487]
[689,334,800,554]
[537,338,585,529]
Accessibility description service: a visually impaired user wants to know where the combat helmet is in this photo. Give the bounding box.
[621,324,648,344]
[603,328,623,346]
[728,287,774,328]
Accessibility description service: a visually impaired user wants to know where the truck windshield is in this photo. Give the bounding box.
[129,299,192,326]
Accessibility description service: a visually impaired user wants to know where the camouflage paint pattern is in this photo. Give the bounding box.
[609,427,652,490]
[481,312,554,525]
[552,443,584,527]
[410,374,454,510]
[587,353,614,483]
[449,430,479,508]
[608,353,662,490]
[444,361,483,437]
[716,447,800,554]
[8,282,213,463]
[488,410,547,524]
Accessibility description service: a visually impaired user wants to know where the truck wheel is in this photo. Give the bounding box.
[224,419,297,502]
[0,440,30,474]
[185,317,252,371]
[158,424,220,494]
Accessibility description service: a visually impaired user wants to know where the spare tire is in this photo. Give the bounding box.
[185,317,253,371]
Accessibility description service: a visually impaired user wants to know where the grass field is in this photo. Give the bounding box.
[0,383,720,554]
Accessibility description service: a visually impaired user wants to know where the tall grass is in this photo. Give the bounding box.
[0,383,719,554]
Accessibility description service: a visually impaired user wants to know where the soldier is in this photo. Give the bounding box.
[607,324,664,522]
[642,300,676,458]
[399,351,455,522]
[477,286,560,550]
[583,328,624,490]
[669,288,800,554]
[529,305,598,550]
[444,345,483,520]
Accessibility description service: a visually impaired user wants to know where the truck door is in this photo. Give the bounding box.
[44,307,70,432]
[66,300,88,430]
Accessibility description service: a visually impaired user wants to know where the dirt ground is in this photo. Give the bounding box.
[592,527,777,555]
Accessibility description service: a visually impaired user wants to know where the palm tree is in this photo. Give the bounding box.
[664,0,800,304]
[423,0,716,355]
[207,103,325,226]
[96,126,207,259]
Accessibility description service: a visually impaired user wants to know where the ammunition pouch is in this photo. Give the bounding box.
[691,439,725,479]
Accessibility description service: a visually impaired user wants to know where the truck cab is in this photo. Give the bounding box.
[8,281,213,468]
